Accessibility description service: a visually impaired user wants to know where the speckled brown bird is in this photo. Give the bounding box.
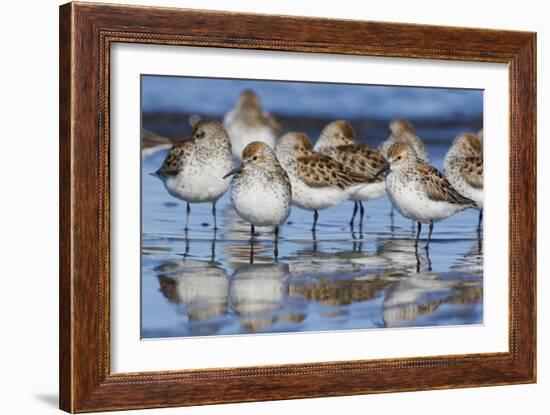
[314,120,387,227]
[153,119,234,230]
[444,132,483,227]
[224,141,292,257]
[382,142,476,248]
[275,132,372,232]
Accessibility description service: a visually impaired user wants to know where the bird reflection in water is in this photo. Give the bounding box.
[230,263,290,331]
[382,272,482,328]
[156,260,229,335]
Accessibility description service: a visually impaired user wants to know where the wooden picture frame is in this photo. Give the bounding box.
[59,2,536,412]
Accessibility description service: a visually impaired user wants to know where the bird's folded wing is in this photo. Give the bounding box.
[296,153,369,189]
[460,157,483,189]
[417,163,475,206]
[328,144,387,181]
[156,140,192,176]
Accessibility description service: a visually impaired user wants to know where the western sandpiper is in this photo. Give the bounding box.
[379,119,430,163]
[444,132,483,227]
[223,90,282,160]
[314,120,387,227]
[381,142,476,248]
[153,119,234,230]
[223,141,292,258]
[275,132,371,232]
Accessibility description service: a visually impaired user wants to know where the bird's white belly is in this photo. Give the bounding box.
[351,181,386,201]
[386,177,466,223]
[164,159,233,203]
[232,181,290,227]
[289,178,348,211]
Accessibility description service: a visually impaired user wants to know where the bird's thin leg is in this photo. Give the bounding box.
[425,220,434,249]
[350,201,358,228]
[184,202,191,231]
[312,210,319,232]
[415,222,422,247]
[274,226,279,261]
[359,201,365,230]
[415,246,421,273]
[425,247,433,271]
[210,228,217,262]
[184,227,190,258]
[212,201,217,230]
[478,210,483,230]
[249,224,255,264]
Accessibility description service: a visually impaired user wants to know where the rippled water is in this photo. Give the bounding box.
[141,139,483,339]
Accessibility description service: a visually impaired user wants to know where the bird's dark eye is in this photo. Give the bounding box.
[397,156,402,160]
[253,156,258,161]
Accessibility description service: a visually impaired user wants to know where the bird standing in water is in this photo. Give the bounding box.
[314,120,387,228]
[444,132,483,228]
[381,142,476,248]
[224,141,292,259]
[153,119,234,230]
[275,132,371,234]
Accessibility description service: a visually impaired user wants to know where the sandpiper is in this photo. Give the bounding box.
[444,132,483,227]
[381,142,476,248]
[223,90,282,160]
[314,120,387,227]
[379,119,430,163]
[223,141,292,257]
[275,132,371,232]
[153,119,234,230]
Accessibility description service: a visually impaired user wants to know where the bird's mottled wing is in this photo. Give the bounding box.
[325,144,387,182]
[296,153,369,189]
[417,163,475,206]
[460,157,483,189]
[156,140,192,176]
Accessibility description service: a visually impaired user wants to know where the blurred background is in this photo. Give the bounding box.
[141,75,483,339]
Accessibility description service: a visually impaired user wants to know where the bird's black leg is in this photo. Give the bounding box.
[210,228,217,262]
[212,201,217,230]
[249,224,255,264]
[185,202,191,231]
[425,220,434,249]
[415,222,422,247]
[350,201,358,228]
[312,210,319,232]
[184,227,190,258]
[274,226,279,261]
[359,201,365,230]
[478,210,483,230]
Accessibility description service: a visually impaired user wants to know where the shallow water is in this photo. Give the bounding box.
[141,139,483,339]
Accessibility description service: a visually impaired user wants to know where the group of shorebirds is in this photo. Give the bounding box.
[151,90,483,253]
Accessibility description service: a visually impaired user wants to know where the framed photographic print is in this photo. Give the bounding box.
[59,2,536,412]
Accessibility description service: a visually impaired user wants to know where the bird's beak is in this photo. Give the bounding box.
[372,162,390,181]
[150,172,159,178]
[223,167,242,179]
